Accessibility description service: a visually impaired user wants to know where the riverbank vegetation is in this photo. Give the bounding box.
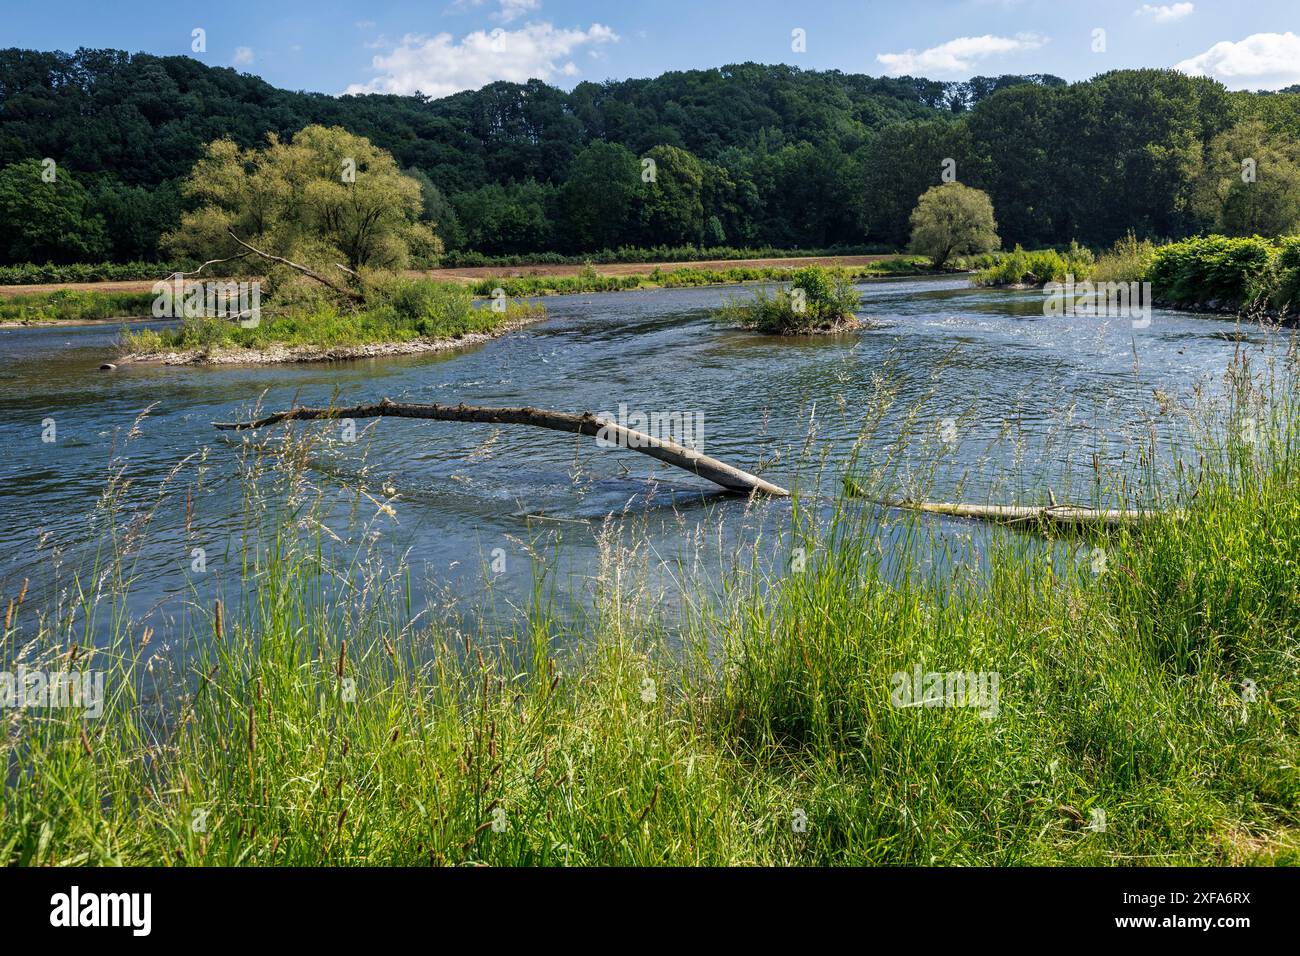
[1088,232,1159,285]
[122,280,542,359]
[441,244,892,269]
[3,346,1298,865]
[973,242,1095,287]
[975,233,1300,317]
[1147,235,1300,312]
[0,289,155,325]
[0,261,197,286]
[0,248,895,288]
[469,258,933,298]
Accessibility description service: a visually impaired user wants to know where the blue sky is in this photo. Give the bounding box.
[3,0,1298,96]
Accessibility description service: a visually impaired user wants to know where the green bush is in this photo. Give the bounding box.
[950,251,1003,272]
[974,243,1094,287]
[714,265,862,334]
[1270,236,1300,311]
[1147,235,1277,307]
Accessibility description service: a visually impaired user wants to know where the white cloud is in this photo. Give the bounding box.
[346,22,618,97]
[495,0,540,23]
[450,0,542,23]
[232,47,255,67]
[1135,3,1194,23]
[876,33,1046,76]
[1175,32,1300,90]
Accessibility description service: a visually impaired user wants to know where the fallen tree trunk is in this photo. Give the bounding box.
[212,398,790,497]
[862,498,1172,530]
[841,477,1174,529]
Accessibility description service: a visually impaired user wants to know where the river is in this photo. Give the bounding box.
[0,275,1276,646]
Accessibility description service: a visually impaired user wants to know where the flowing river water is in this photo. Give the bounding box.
[0,275,1280,648]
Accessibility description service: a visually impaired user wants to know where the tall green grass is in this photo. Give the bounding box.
[0,289,156,324]
[3,348,1299,865]
[1090,231,1159,285]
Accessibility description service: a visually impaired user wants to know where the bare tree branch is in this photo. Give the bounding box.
[226,230,364,302]
[167,253,250,281]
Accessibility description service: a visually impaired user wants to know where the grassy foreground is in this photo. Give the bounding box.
[3,351,1300,866]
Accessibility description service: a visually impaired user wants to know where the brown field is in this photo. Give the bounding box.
[0,254,903,299]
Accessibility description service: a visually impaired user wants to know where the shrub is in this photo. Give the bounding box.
[1270,236,1300,312]
[1091,231,1157,284]
[974,243,1094,287]
[714,265,862,334]
[1147,235,1277,308]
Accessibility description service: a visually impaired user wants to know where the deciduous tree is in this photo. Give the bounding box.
[907,182,1000,267]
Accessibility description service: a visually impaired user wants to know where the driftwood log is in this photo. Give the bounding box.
[871,500,1171,530]
[212,398,790,497]
[840,479,1168,529]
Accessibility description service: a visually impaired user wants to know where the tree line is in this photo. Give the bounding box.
[1,47,1299,265]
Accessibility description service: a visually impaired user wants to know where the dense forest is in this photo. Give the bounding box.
[2,47,1300,263]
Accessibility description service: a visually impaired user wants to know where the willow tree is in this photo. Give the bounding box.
[165,124,441,293]
[907,182,1000,268]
